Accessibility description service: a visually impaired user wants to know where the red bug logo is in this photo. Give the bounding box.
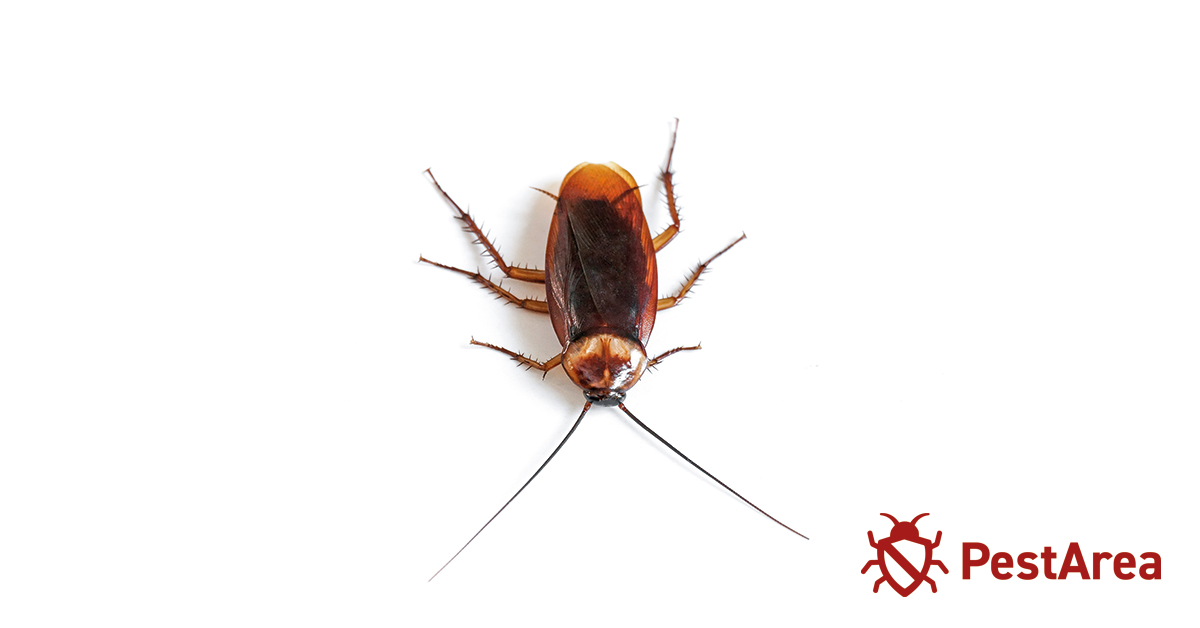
[861,513,949,596]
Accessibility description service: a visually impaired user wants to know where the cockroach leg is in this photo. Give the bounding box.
[470,338,563,376]
[424,168,546,283]
[651,118,682,252]
[418,256,549,313]
[656,233,747,311]
[648,344,701,368]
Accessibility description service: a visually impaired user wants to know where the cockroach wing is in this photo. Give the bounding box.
[546,162,658,347]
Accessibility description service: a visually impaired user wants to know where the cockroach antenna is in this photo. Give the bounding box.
[618,403,808,540]
[428,402,593,582]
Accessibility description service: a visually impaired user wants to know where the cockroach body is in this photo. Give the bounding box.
[548,161,657,405]
[421,121,804,580]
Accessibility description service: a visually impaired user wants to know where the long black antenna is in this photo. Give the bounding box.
[429,402,593,581]
[617,403,808,540]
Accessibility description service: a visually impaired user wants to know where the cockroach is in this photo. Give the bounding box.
[420,120,805,580]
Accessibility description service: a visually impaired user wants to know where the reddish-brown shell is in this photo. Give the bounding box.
[545,162,658,347]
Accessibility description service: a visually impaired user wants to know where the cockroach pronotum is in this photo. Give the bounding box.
[420,120,806,580]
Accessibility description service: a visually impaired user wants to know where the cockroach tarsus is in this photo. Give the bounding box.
[421,120,806,581]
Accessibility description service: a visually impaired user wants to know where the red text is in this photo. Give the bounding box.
[962,542,1160,580]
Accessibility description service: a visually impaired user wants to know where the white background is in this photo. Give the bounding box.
[2,1,1197,626]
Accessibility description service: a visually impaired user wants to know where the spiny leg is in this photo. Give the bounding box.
[657,234,747,311]
[471,338,562,376]
[652,118,683,252]
[419,256,549,313]
[424,168,545,283]
[648,344,701,368]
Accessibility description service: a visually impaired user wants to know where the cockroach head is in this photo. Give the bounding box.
[562,330,648,405]
[584,390,626,407]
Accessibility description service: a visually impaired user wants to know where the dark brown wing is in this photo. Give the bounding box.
[546,162,658,347]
